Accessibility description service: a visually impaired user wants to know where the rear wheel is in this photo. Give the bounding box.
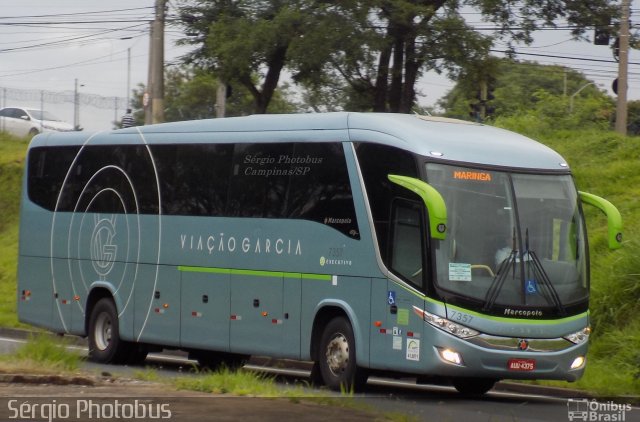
[317,316,368,391]
[452,377,497,396]
[88,298,132,364]
[28,128,39,136]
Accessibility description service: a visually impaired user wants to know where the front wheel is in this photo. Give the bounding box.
[317,316,368,391]
[88,298,131,364]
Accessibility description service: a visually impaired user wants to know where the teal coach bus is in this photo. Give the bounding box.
[17,113,622,394]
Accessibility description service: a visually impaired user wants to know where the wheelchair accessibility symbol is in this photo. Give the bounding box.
[525,279,538,295]
[387,291,396,305]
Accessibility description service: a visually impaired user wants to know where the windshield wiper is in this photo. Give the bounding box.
[524,229,567,316]
[483,228,517,312]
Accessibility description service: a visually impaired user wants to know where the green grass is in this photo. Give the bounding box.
[0,134,29,328]
[495,122,640,397]
[174,366,296,396]
[0,333,83,373]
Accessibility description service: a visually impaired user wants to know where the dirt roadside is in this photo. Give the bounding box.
[0,376,384,422]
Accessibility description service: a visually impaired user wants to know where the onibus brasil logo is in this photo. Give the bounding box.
[567,398,632,421]
[91,214,118,279]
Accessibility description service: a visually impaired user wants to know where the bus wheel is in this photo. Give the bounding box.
[317,316,368,391]
[88,298,131,364]
[452,377,497,396]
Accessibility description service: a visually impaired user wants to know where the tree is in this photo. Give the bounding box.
[177,0,617,114]
[129,66,298,124]
[439,59,613,125]
[624,100,640,135]
[178,0,325,114]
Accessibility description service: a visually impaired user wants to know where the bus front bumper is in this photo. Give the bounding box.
[419,328,588,382]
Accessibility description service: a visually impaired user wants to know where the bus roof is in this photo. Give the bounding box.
[29,112,569,171]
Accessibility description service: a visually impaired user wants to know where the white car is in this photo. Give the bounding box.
[0,107,74,137]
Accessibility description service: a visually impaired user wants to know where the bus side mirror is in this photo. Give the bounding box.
[579,191,623,250]
[388,174,447,240]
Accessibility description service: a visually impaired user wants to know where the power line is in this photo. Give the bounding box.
[490,49,640,65]
[0,23,148,53]
[0,7,154,20]
[0,47,143,78]
[0,20,154,26]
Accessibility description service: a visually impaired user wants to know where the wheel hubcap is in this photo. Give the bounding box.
[94,312,112,351]
[325,333,350,375]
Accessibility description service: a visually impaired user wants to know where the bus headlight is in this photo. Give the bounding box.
[418,308,479,339]
[563,327,591,345]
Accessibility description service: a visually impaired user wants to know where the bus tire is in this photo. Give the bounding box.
[317,316,368,391]
[452,377,497,396]
[88,298,131,364]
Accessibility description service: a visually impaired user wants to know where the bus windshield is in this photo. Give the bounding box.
[425,163,588,315]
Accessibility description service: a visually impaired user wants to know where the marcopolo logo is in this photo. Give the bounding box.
[566,398,632,421]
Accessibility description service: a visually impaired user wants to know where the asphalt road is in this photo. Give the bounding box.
[0,331,638,422]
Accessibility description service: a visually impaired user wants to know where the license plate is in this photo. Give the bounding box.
[507,358,536,371]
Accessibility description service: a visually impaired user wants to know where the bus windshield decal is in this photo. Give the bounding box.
[453,171,492,182]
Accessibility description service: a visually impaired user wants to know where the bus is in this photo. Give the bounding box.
[17,112,622,395]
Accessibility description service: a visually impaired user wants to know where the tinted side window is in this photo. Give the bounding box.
[226,143,294,218]
[153,144,233,216]
[288,143,359,239]
[389,199,425,289]
[56,145,159,214]
[28,146,81,211]
[27,142,360,239]
[355,143,419,263]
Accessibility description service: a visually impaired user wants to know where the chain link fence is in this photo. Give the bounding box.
[0,86,129,131]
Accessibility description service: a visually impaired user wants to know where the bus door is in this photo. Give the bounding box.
[229,270,284,356]
[370,198,427,370]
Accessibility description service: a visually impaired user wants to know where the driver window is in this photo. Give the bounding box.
[389,199,425,290]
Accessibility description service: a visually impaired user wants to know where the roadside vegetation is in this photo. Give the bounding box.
[0,334,82,374]
[1,112,639,398]
[494,116,640,397]
[1,335,412,421]
[0,133,26,328]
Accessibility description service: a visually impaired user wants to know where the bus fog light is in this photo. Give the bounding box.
[438,348,463,365]
[570,356,585,369]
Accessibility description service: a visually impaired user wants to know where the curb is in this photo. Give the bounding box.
[0,373,95,386]
[494,381,593,398]
[0,326,86,345]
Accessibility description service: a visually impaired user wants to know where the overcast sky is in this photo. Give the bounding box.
[0,1,638,131]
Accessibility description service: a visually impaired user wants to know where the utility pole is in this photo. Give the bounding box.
[127,47,131,109]
[479,79,488,121]
[73,78,83,131]
[615,0,630,135]
[147,0,165,124]
[216,79,226,118]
